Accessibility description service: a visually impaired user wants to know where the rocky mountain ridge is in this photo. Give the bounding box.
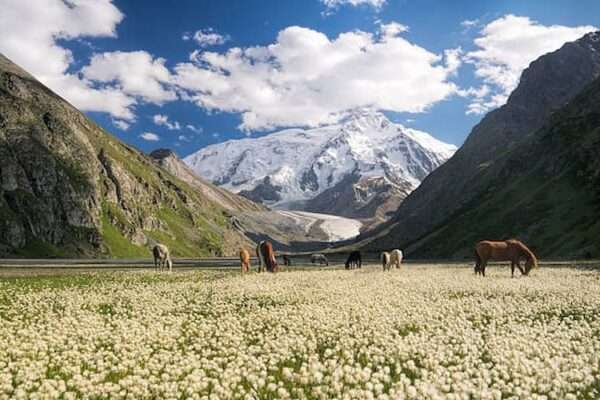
[0,53,255,257]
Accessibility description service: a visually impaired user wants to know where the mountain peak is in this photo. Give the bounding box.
[340,108,390,132]
[149,148,177,160]
[185,112,455,223]
[580,30,600,43]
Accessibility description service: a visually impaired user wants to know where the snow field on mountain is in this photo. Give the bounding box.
[184,110,457,207]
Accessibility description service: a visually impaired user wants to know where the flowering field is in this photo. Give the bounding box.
[0,265,598,400]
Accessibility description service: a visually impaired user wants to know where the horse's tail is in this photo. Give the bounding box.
[474,248,482,273]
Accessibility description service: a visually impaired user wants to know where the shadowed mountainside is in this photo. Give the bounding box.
[363,31,600,258]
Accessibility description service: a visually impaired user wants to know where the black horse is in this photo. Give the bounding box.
[282,254,292,266]
[345,251,362,269]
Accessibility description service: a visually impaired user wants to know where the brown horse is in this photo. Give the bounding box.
[475,240,538,277]
[239,248,251,273]
[256,240,278,273]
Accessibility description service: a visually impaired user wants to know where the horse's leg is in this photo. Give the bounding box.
[516,260,525,276]
[511,262,515,278]
[481,260,487,277]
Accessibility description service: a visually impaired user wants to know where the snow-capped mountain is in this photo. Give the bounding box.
[184,109,456,224]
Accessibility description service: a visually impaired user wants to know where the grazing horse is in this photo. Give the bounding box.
[474,239,538,277]
[239,248,251,273]
[256,240,278,273]
[389,249,403,269]
[152,244,172,272]
[282,254,292,267]
[381,251,391,271]
[311,254,329,266]
[345,251,362,270]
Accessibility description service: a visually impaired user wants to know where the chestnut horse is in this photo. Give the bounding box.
[256,240,278,273]
[475,240,538,277]
[239,248,251,273]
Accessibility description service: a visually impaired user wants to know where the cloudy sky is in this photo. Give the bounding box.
[1,0,598,155]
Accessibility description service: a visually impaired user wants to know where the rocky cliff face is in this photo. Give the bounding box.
[0,53,252,257]
[184,109,456,224]
[149,148,266,214]
[364,31,600,254]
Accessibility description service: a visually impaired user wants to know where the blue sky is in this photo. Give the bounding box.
[2,0,600,156]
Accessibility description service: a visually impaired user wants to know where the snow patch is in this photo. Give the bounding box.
[275,211,363,242]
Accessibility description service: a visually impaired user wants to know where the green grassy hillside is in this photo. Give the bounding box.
[400,77,600,258]
[0,53,252,258]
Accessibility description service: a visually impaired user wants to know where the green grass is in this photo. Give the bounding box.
[144,206,224,257]
[101,207,147,258]
[411,170,600,258]
[13,239,66,258]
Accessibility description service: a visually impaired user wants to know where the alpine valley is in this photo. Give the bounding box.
[0,53,359,256]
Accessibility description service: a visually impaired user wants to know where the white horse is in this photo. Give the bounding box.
[311,254,329,266]
[390,249,403,269]
[152,244,173,272]
[381,251,391,271]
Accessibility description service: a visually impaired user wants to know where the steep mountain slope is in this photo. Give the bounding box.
[185,109,456,224]
[149,148,266,213]
[152,149,362,250]
[365,31,600,253]
[0,53,253,257]
[393,74,600,258]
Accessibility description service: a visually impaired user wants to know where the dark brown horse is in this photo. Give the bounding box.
[345,251,362,270]
[474,240,538,277]
[256,240,278,273]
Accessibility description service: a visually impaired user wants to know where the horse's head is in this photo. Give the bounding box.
[524,256,537,275]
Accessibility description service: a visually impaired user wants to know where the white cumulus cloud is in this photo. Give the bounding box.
[140,132,160,141]
[186,124,203,134]
[0,0,138,120]
[321,0,386,11]
[183,28,230,47]
[379,22,409,38]
[112,119,131,131]
[82,51,176,104]
[174,25,459,131]
[465,15,596,114]
[152,114,181,130]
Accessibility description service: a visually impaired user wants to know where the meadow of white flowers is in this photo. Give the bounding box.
[0,265,598,400]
